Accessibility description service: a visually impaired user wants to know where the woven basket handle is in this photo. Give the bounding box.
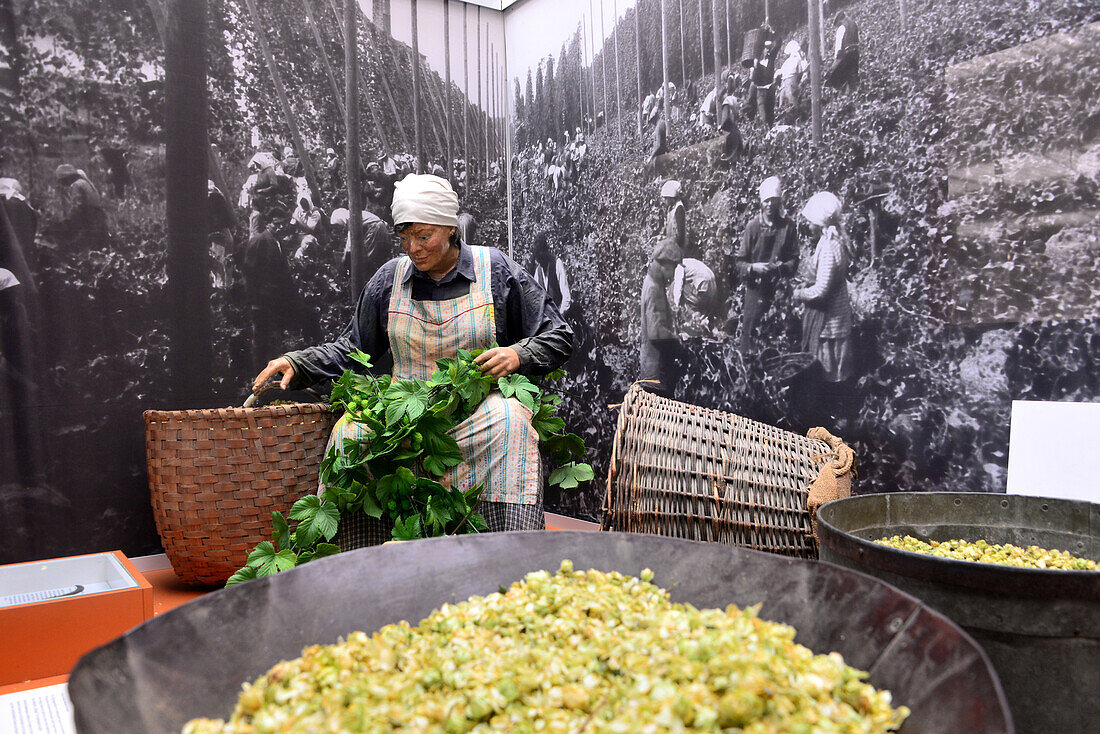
[243,379,324,408]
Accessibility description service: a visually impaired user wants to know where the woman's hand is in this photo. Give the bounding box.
[253,357,295,392]
[473,347,521,379]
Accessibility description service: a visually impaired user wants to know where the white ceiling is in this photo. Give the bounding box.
[458,0,521,11]
[458,0,515,10]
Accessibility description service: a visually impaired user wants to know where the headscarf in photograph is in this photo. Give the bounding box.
[759,176,782,202]
[801,191,842,226]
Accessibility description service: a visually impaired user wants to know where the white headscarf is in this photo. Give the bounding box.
[0,178,23,200]
[391,174,460,228]
[759,176,782,202]
[0,268,19,291]
[801,191,842,226]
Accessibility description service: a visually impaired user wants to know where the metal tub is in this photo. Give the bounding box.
[817,492,1100,734]
[69,531,1011,733]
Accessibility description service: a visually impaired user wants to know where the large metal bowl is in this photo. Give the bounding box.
[817,492,1100,734]
[69,531,1012,733]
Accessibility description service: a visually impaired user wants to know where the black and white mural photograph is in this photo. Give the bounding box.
[505,0,1100,520]
[3,2,1100,729]
[0,0,508,564]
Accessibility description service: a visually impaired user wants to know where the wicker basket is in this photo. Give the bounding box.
[144,399,337,586]
[602,385,840,558]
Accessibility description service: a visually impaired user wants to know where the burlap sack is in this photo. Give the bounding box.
[806,426,856,548]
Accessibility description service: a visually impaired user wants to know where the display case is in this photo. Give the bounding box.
[0,551,153,686]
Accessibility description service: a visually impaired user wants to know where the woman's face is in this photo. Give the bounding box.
[398,223,457,276]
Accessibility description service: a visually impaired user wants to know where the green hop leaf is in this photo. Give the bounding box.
[533,403,567,440]
[425,495,453,533]
[289,495,340,546]
[392,514,423,541]
[245,541,299,577]
[271,510,291,551]
[546,432,586,462]
[245,541,276,569]
[313,543,341,559]
[384,380,430,426]
[225,565,258,587]
[348,349,373,369]
[549,462,595,490]
[357,483,384,519]
[498,374,540,410]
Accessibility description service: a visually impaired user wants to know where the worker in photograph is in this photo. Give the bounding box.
[647,99,669,177]
[528,232,572,318]
[734,176,799,351]
[671,256,719,337]
[207,179,235,289]
[660,179,687,256]
[51,164,108,251]
[718,72,745,165]
[745,39,778,127]
[827,10,861,93]
[776,40,809,120]
[252,174,573,538]
[639,237,683,397]
[795,191,854,383]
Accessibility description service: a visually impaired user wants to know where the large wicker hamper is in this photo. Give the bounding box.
[603,385,848,558]
[144,402,336,586]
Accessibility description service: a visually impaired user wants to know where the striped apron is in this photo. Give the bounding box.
[326,245,543,548]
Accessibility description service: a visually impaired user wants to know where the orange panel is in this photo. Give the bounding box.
[0,551,153,687]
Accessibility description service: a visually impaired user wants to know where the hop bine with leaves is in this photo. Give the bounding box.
[227,348,593,586]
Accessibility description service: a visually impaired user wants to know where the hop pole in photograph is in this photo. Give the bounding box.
[329,2,410,152]
[146,0,231,225]
[697,0,706,78]
[346,0,364,295]
[477,11,484,179]
[579,21,589,135]
[165,0,212,400]
[444,0,453,182]
[808,0,823,146]
[634,0,642,134]
[411,0,424,173]
[724,0,732,67]
[489,42,496,162]
[613,0,622,138]
[362,11,413,151]
[587,0,598,131]
[463,2,469,169]
[712,0,721,107]
[661,0,669,136]
[599,0,608,126]
[677,0,686,85]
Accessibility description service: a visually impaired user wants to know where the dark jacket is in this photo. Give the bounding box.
[734,213,799,290]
